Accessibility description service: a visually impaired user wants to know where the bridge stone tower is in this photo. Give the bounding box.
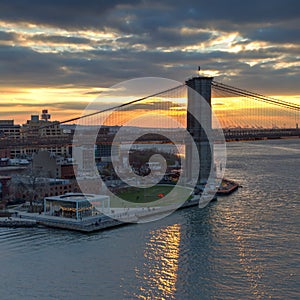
[185,76,214,187]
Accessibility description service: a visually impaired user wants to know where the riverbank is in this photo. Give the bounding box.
[0,217,37,228]
[11,193,216,232]
[4,179,240,232]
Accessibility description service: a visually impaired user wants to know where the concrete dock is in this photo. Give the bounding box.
[13,196,207,233]
[6,181,238,233]
[0,217,37,228]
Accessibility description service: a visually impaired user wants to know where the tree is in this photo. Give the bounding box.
[10,168,50,212]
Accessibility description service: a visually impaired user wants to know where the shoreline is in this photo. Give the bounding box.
[3,180,239,232]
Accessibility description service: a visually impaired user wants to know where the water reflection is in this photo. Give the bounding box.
[216,202,271,299]
[134,224,181,299]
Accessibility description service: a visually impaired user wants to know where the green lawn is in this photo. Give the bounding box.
[110,184,193,208]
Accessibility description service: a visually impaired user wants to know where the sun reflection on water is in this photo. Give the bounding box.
[134,224,181,300]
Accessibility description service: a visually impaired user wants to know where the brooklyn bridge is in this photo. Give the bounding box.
[0,76,299,152]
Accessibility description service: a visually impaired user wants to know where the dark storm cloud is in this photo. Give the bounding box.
[248,27,300,44]
[116,29,212,48]
[1,0,299,31]
[163,0,300,26]
[0,31,17,41]
[0,0,299,95]
[0,41,299,95]
[0,0,141,29]
[0,45,62,86]
[104,0,300,35]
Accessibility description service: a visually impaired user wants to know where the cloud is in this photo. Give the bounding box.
[30,34,92,45]
[118,100,182,111]
[0,42,299,95]
[247,27,300,44]
[0,31,17,41]
[0,0,299,96]
[0,0,140,30]
[0,100,88,110]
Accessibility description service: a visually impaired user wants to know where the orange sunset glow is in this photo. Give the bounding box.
[1,87,299,129]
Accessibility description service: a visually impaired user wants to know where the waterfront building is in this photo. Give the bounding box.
[18,110,70,158]
[21,110,64,139]
[43,193,110,220]
[0,120,20,139]
[0,120,21,158]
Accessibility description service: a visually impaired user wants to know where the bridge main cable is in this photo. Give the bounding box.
[212,81,300,111]
[58,83,186,126]
[19,83,186,135]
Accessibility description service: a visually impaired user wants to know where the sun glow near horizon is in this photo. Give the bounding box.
[0,85,299,129]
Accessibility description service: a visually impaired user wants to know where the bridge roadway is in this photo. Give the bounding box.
[223,128,300,141]
[0,128,299,150]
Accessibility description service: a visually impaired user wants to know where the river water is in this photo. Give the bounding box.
[0,139,299,299]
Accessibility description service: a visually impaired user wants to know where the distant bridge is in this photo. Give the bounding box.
[223,128,300,141]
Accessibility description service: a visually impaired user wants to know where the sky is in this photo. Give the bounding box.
[0,0,299,124]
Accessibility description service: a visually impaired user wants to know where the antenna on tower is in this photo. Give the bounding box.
[198,66,201,76]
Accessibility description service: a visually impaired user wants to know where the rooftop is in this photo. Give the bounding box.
[45,193,109,203]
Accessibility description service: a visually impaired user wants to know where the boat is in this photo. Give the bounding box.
[217,178,239,195]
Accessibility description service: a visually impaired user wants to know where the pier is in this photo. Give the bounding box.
[11,193,218,232]
[0,217,37,228]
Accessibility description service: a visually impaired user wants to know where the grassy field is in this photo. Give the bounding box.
[110,184,193,208]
